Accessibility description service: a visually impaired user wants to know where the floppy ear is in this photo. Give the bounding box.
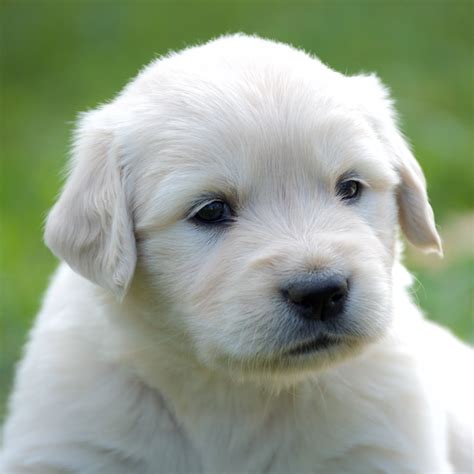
[394,138,442,254]
[44,110,136,299]
[352,74,442,255]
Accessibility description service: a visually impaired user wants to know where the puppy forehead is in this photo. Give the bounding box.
[134,122,394,232]
[147,113,391,182]
[133,107,396,209]
[125,37,398,215]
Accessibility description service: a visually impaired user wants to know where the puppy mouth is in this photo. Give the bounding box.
[286,335,341,356]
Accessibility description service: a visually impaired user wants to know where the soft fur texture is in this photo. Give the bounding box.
[1,35,472,473]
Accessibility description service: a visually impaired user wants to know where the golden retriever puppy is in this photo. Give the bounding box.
[1,34,472,473]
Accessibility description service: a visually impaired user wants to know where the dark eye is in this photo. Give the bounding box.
[192,200,233,224]
[336,180,361,201]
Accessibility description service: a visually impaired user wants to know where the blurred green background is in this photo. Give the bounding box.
[1,0,473,420]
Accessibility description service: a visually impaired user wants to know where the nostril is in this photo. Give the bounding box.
[330,292,343,303]
[284,289,304,306]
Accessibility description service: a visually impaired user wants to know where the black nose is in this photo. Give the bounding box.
[281,274,348,321]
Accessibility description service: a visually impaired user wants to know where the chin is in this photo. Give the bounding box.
[207,333,372,385]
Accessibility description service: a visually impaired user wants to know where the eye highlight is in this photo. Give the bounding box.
[191,200,234,225]
[336,179,362,202]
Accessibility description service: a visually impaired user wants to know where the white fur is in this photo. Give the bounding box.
[1,35,472,474]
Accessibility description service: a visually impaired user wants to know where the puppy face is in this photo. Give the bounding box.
[45,35,441,379]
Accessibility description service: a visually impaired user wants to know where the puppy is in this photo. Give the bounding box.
[1,34,472,473]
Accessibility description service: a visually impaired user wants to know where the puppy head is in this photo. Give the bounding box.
[45,35,441,379]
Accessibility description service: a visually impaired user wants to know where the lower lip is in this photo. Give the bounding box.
[287,335,339,356]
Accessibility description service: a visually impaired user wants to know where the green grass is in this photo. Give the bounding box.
[410,258,473,341]
[1,0,473,420]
